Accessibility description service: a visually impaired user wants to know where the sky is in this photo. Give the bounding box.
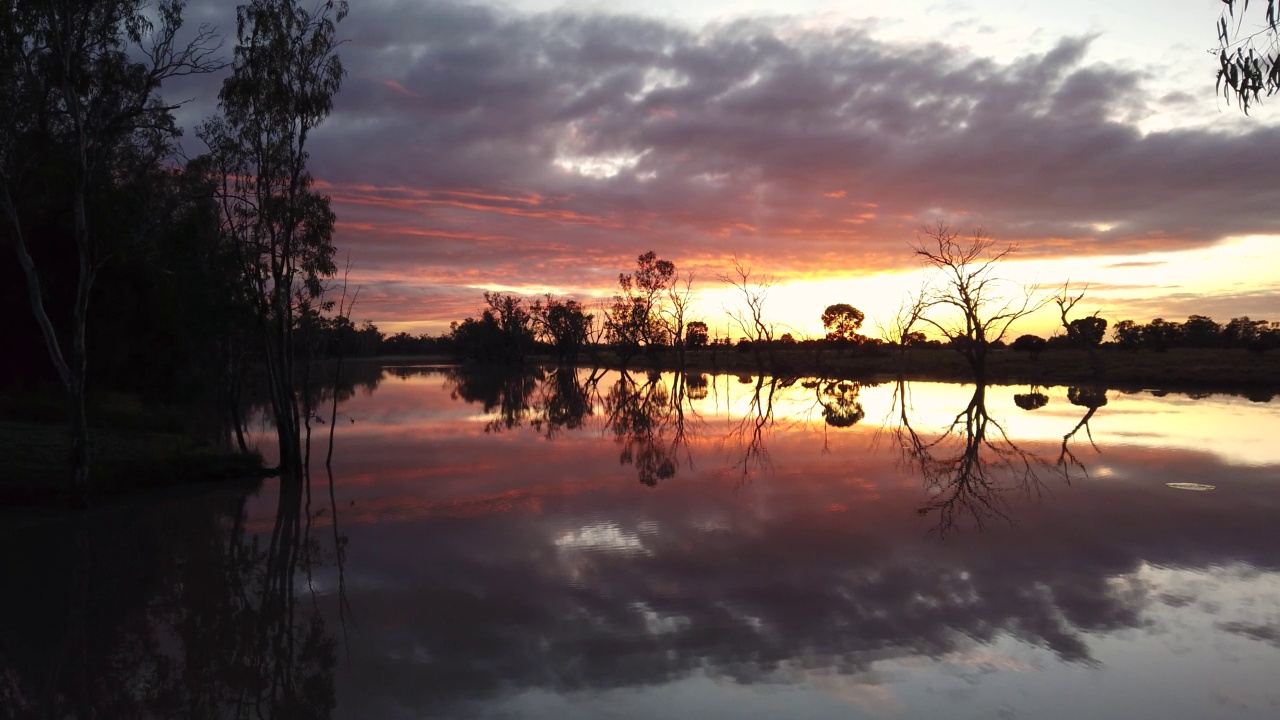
[176,1,1280,339]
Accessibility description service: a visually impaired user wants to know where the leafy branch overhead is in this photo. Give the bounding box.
[1216,0,1280,113]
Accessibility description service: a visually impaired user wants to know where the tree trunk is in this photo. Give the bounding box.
[4,182,94,504]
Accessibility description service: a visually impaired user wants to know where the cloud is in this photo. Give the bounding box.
[1103,260,1167,269]
[181,1,1280,330]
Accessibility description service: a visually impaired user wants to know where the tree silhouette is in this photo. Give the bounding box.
[606,251,675,368]
[821,303,865,344]
[888,380,1052,536]
[1012,334,1047,360]
[685,321,710,349]
[913,223,1046,383]
[197,0,348,475]
[1013,387,1049,411]
[536,296,592,366]
[720,258,778,372]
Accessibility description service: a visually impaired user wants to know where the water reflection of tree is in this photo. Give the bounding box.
[808,379,866,428]
[603,371,702,486]
[1059,385,1106,476]
[889,380,1050,536]
[530,367,597,439]
[442,365,601,439]
[0,473,346,717]
[726,374,785,480]
[445,365,543,432]
[1014,385,1049,411]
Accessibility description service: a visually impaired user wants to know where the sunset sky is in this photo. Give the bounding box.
[181,1,1280,339]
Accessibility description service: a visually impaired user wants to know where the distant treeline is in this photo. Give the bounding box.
[355,305,1280,365]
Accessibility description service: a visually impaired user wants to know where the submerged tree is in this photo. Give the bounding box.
[913,223,1045,383]
[198,0,348,475]
[0,0,221,501]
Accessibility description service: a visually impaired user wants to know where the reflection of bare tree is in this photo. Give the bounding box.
[602,371,701,486]
[890,380,1050,536]
[726,375,782,481]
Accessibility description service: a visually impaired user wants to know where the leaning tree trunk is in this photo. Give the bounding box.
[4,184,94,504]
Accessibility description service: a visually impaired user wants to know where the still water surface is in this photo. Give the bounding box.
[4,365,1279,718]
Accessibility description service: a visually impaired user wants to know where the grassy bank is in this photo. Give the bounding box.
[2,392,263,506]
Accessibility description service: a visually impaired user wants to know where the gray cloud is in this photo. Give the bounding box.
[178,1,1280,329]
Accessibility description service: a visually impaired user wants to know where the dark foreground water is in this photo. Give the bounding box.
[3,366,1279,719]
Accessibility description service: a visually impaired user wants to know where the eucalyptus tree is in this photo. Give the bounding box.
[536,296,592,365]
[0,0,220,501]
[198,0,348,474]
[607,251,675,367]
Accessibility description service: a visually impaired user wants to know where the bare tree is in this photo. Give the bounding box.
[662,270,697,368]
[876,288,930,376]
[0,0,222,501]
[913,223,1047,383]
[719,258,777,372]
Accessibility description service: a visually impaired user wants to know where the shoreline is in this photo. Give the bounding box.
[370,347,1278,399]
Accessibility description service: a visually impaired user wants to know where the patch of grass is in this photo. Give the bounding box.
[2,419,263,505]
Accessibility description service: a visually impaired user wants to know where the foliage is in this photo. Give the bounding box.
[607,251,676,366]
[1215,0,1280,113]
[197,0,348,474]
[1013,391,1049,411]
[1012,334,1047,359]
[0,0,222,500]
[1111,314,1280,352]
[536,296,593,365]
[686,321,710,348]
[821,303,866,342]
[1067,317,1108,346]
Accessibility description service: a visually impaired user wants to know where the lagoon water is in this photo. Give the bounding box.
[5,365,1279,718]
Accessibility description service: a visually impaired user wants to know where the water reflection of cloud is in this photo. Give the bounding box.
[272,367,1280,717]
[555,523,651,556]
